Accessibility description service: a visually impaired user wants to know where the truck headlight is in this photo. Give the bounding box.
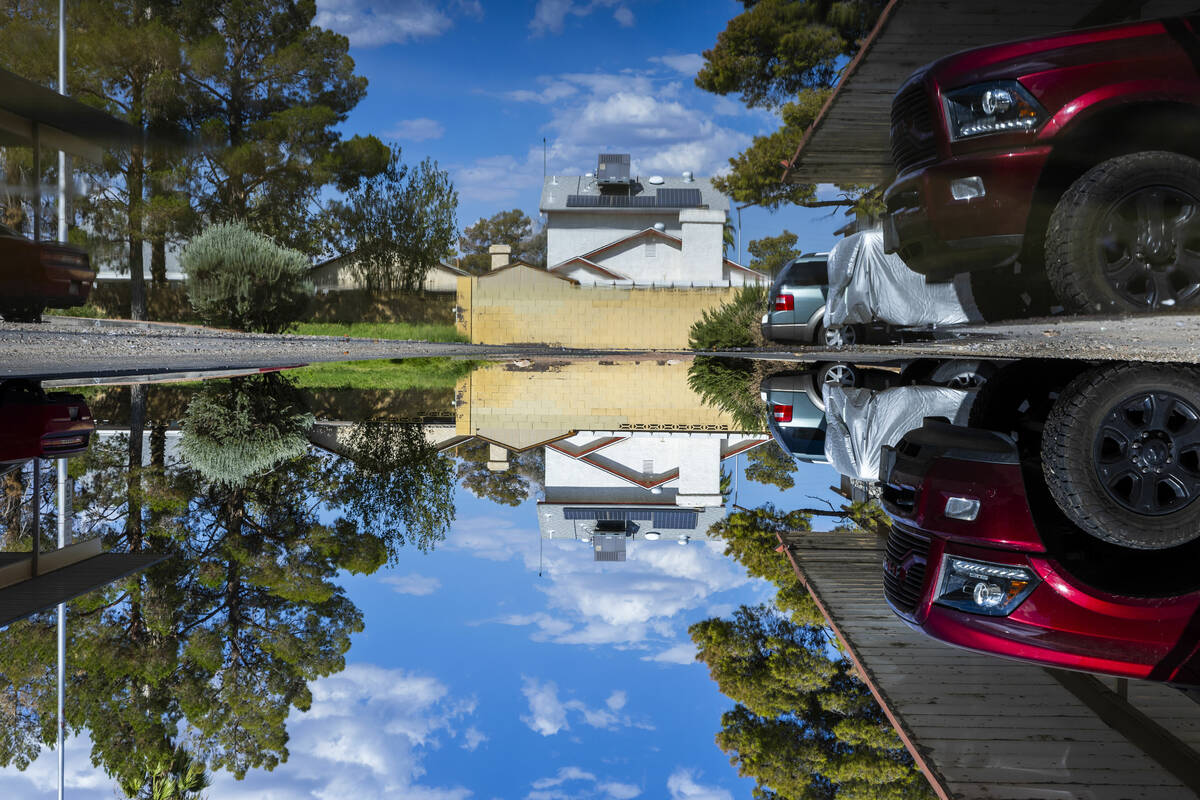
[942,80,1046,141]
[934,556,1039,616]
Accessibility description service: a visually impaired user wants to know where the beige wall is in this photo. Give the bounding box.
[455,360,750,450]
[455,265,740,348]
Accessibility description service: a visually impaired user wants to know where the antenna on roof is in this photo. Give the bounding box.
[543,137,547,185]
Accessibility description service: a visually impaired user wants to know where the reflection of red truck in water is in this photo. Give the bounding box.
[0,381,95,466]
[0,223,94,323]
[878,362,1200,685]
[884,18,1200,315]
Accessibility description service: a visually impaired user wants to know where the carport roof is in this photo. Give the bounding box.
[782,0,1200,186]
[0,65,137,162]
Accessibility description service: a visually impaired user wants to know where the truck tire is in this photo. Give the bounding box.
[1045,151,1200,313]
[1042,363,1200,549]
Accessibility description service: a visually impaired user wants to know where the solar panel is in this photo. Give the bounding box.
[656,188,703,207]
[566,194,657,208]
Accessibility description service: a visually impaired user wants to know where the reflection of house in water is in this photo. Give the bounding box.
[539,432,762,560]
[780,530,1200,798]
[454,360,770,562]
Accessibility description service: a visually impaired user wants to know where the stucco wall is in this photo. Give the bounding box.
[455,265,740,349]
[546,210,682,267]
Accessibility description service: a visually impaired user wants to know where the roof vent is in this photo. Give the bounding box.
[648,175,664,185]
[681,170,693,182]
[653,223,665,232]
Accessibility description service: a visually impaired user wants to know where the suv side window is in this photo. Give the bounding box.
[781,259,828,287]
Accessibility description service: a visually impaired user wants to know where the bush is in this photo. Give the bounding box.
[688,285,766,350]
[183,222,311,332]
[181,374,314,487]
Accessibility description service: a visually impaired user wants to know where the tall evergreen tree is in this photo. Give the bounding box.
[696,0,885,210]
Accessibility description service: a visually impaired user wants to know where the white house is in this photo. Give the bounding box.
[539,154,766,287]
[536,430,768,561]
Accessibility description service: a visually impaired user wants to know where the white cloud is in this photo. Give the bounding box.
[462,726,488,751]
[0,664,478,800]
[641,642,697,665]
[521,676,571,736]
[519,677,648,737]
[651,54,705,75]
[383,572,443,595]
[316,0,455,47]
[601,782,643,800]
[667,768,733,800]
[532,766,599,789]
[529,0,630,36]
[388,117,446,142]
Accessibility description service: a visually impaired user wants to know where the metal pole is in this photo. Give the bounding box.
[57,9,68,794]
[30,458,39,576]
[56,458,68,800]
[57,0,68,244]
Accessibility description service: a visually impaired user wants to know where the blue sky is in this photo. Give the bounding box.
[320,0,847,260]
[0,441,845,799]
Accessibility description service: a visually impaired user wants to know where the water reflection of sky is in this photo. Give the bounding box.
[0,437,843,800]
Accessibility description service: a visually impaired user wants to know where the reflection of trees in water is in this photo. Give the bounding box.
[0,374,457,794]
[692,506,934,800]
[454,439,544,507]
[181,374,314,487]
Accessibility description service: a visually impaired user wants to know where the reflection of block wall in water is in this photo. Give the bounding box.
[454,359,751,447]
[454,265,741,348]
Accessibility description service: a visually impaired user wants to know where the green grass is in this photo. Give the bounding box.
[45,304,109,319]
[288,357,479,390]
[290,321,465,342]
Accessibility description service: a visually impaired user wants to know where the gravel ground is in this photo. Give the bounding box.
[710,312,1200,365]
[0,318,689,381]
[3,311,1198,381]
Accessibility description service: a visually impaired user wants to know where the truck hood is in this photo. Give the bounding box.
[920,17,1178,90]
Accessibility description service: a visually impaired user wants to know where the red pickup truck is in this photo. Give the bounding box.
[883,17,1200,315]
[0,223,94,322]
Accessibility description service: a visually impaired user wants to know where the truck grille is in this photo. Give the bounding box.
[890,79,937,174]
[883,525,931,614]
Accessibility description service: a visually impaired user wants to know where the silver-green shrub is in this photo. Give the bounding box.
[183,222,311,332]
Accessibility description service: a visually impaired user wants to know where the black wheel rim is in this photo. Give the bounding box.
[1092,390,1200,516]
[1096,186,1200,308]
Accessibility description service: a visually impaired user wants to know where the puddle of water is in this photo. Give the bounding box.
[2,356,1199,799]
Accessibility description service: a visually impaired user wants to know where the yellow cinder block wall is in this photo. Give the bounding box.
[456,266,740,348]
[455,360,748,444]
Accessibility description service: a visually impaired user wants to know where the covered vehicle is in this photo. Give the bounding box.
[824,380,975,483]
[759,371,828,464]
[0,223,95,323]
[760,253,828,344]
[825,230,978,345]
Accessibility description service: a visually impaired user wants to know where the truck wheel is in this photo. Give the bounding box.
[1042,363,1200,549]
[1045,151,1200,313]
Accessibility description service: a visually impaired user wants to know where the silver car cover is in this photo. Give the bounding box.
[826,229,980,328]
[823,383,975,483]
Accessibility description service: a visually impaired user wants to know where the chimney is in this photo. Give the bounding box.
[489,244,512,270]
[486,443,510,472]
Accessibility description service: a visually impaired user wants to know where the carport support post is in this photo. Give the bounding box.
[56,457,69,800]
[31,122,40,242]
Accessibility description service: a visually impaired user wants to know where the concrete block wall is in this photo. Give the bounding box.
[455,265,741,348]
[454,360,751,443]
